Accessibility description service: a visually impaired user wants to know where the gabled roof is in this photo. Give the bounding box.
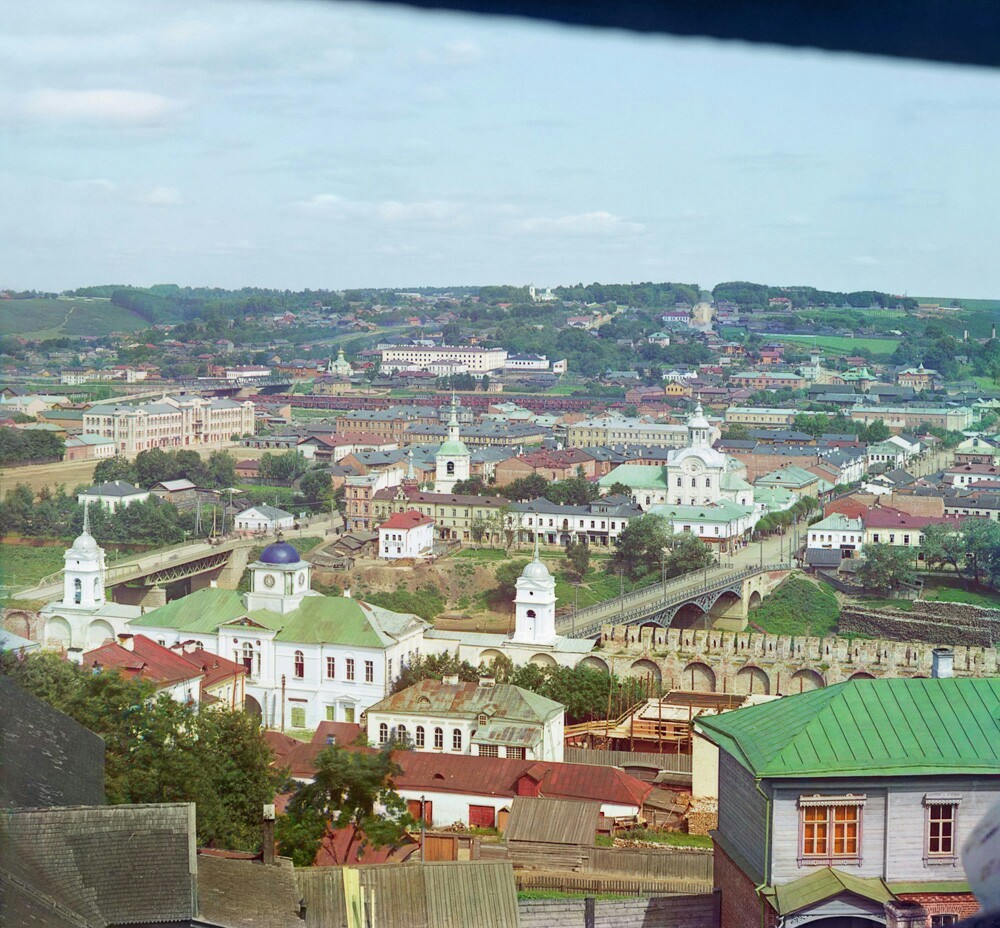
[766,867,893,915]
[83,634,205,688]
[367,678,563,723]
[379,509,435,530]
[506,796,600,845]
[80,480,145,497]
[696,677,1000,779]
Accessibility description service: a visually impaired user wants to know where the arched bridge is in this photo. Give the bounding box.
[17,538,256,606]
[557,563,791,639]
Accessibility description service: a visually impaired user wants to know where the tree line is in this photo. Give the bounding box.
[0,427,65,465]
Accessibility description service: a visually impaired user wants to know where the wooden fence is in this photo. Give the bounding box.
[564,748,692,772]
[588,846,713,883]
[515,872,712,896]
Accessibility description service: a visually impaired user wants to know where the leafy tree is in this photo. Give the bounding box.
[391,652,480,693]
[0,653,277,850]
[502,474,549,501]
[276,744,414,867]
[859,420,891,444]
[920,522,967,580]
[856,543,916,595]
[491,559,530,603]
[0,427,64,465]
[469,516,488,546]
[960,518,1000,588]
[605,481,632,499]
[258,450,308,482]
[452,476,488,496]
[299,469,333,507]
[610,514,671,582]
[565,541,590,579]
[720,424,750,441]
[663,532,715,578]
[206,451,237,488]
[547,476,599,506]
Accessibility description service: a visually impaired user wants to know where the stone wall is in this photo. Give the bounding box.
[840,601,1000,648]
[2,607,43,643]
[597,622,1000,697]
[518,893,719,928]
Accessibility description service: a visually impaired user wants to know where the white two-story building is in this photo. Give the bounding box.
[129,539,428,729]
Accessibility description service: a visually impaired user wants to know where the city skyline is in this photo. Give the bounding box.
[5,0,1000,297]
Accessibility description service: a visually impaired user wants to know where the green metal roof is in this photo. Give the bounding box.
[766,867,893,915]
[436,439,470,456]
[720,471,753,492]
[135,588,424,648]
[598,464,668,490]
[696,677,1000,778]
[757,465,819,488]
[647,499,754,524]
[133,588,252,634]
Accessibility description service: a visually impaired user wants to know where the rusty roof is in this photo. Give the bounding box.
[365,678,563,724]
[505,796,601,846]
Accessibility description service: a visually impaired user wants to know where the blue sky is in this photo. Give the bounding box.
[4,0,1000,297]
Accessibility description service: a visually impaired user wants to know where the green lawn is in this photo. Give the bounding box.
[766,334,900,356]
[749,576,840,636]
[0,298,148,338]
[972,376,1000,395]
[0,544,66,593]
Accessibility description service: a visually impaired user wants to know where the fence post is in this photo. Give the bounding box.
[584,897,596,928]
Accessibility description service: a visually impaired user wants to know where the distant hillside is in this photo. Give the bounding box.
[0,297,150,338]
[713,281,918,311]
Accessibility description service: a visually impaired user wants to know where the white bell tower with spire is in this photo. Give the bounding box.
[511,535,557,645]
[434,392,471,493]
[61,502,107,610]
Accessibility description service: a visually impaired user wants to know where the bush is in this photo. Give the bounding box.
[748,576,839,637]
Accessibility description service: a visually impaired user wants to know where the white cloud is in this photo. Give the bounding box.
[294,194,467,227]
[513,211,645,237]
[137,185,182,206]
[23,89,176,125]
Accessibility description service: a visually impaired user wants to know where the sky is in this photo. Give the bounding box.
[4,0,1000,297]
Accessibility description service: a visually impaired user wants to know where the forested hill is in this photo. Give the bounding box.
[713,281,918,310]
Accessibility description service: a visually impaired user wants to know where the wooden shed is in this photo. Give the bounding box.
[505,796,600,873]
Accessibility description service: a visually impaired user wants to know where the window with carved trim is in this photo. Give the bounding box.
[799,796,864,861]
[925,798,960,860]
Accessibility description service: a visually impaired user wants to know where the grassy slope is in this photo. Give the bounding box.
[0,544,65,591]
[748,575,840,637]
[0,298,149,338]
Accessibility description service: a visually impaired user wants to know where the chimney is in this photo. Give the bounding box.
[67,647,84,665]
[884,900,928,928]
[262,803,276,866]
[442,673,459,685]
[479,675,496,688]
[117,633,135,651]
[932,647,954,678]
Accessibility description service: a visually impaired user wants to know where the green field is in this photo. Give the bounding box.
[766,334,900,356]
[0,544,65,593]
[0,298,149,338]
[914,297,1000,313]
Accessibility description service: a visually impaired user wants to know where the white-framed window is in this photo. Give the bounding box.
[434,727,444,750]
[415,725,425,748]
[478,713,488,726]
[924,796,960,861]
[365,660,374,683]
[294,650,305,679]
[478,744,499,758]
[452,728,463,751]
[346,658,355,681]
[378,722,388,744]
[326,656,336,679]
[798,795,865,863]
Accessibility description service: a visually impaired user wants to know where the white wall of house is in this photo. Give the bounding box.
[379,521,434,559]
[234,508,295,532]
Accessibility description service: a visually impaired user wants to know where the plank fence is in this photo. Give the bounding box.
[564,748,692,772]
[588,846,712,883]
[515,872,713,897]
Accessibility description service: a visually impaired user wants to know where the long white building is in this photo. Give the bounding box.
[83,395,255,456]
[380,345,508,374]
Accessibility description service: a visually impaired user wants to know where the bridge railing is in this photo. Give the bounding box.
[560,562,790,638]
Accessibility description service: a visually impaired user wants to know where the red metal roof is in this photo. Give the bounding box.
[83,634,204,689]
[310,721,363,746]
[379,510,435,530]
[863,506,963,529]
[169,644,246,693]
[275,743,651,809]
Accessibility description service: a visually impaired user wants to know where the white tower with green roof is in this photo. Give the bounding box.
[434,393,471,493]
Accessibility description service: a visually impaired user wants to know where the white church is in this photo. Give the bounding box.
[28,512,597,728]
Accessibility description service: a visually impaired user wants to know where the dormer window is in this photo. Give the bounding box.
[478,713,489,727]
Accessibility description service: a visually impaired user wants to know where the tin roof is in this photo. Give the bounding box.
[366,678,563,724]
[696,677,1000,779]
[765,867,893,915]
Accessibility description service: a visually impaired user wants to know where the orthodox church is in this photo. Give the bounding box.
[433,394,471,493]
[29,507,592,728]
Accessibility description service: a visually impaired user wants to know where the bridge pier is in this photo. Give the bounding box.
[216,545,252,590]
[112,583,167,610]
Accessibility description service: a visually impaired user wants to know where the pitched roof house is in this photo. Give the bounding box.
[696,677,1000,928]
